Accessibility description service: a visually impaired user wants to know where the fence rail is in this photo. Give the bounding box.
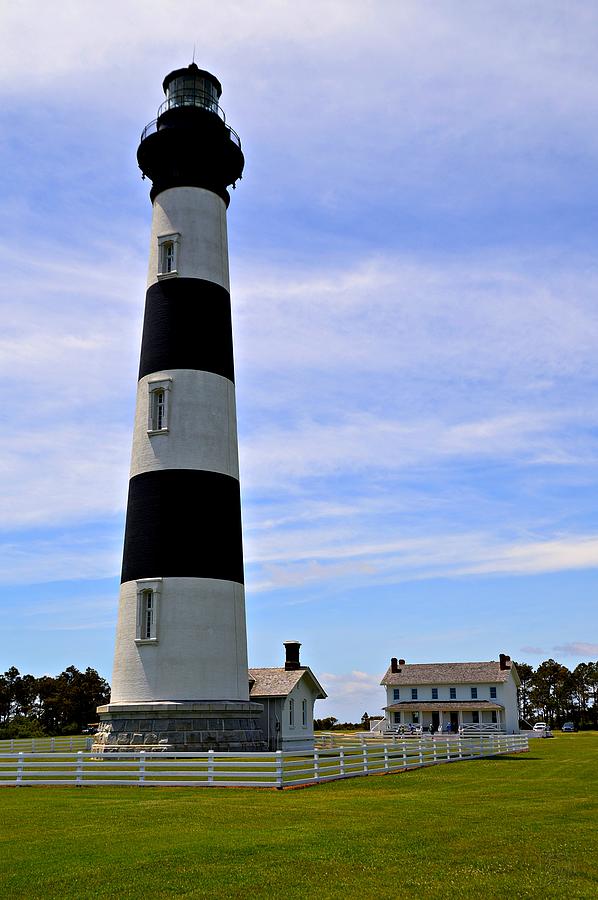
[0,734,528,788]
[0,736,92,753]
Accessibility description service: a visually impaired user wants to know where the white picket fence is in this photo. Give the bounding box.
[0,736,92,753]
[0,733,528,788]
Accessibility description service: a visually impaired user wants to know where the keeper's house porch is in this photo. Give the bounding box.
[385,700,504,733]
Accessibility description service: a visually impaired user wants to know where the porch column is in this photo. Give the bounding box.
[439,710,444,731]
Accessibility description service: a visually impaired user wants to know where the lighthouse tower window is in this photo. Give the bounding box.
[141,590,154,639]
[147,377,172,434]
[135,579,161,643]
[157,233,180,278]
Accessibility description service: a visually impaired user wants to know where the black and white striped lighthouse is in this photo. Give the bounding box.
[96,64,264,752]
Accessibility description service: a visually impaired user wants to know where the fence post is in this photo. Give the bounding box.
[31,738,36,752]
[362,744,369,775]
[418,738,423,767]
[340,747,345,777]
[207,749,215,785]
[16,752,24,786]
[458,735,462,759]
[50,736,55,752]
[383,744,389,772]
[432,738,437,764]
[313,748,320,782]
[138,750,146,786]
[86,737,92,750]
[402,738,407,769]
[69,737,74,751]
[75,750,83,786]
[275,750,283,789]
[10,739,14,752]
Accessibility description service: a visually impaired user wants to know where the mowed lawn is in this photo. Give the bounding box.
[0,734,596,899]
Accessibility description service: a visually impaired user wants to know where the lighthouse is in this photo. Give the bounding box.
[95,64,264,752]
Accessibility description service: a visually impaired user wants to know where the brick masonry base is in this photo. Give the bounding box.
[93,700,266,752]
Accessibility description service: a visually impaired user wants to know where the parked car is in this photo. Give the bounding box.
[531,722,553,737]
[561,722,575,732]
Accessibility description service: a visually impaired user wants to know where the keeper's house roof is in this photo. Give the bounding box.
[381,661,520,687]
[248,667,327,700]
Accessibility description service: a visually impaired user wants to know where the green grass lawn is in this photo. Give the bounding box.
[0,733,596,899]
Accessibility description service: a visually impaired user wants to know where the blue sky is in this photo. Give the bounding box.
[1,1,598,721]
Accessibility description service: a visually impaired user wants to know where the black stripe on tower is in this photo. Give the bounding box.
[121,470,244,585]
[139,278,235,382]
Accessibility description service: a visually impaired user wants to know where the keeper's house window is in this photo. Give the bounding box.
[449,687,456,699]
[135,578,161,643]
[431,688,438,700]
[289,698,295,727]
[147,377,172,434]
[393,712,401,724]
[471,687,478,699]
[491,711,497,724]
[302,699,307,727]
[393,688,400,701]
[157,233,180,278]
[490,686,497,699]
[472,711,480,724]
[411,688,418,700]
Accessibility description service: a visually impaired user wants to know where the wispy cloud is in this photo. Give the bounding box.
[316,670,384,721]
[553,642,598,657]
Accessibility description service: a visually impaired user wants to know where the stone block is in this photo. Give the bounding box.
[143,733,158,745]
[131,733,144,745]
[208,718,224,729]
[116,733,131,745]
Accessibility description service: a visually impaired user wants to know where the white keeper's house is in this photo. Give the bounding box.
[248,641,327,751]
[381,654,520,734]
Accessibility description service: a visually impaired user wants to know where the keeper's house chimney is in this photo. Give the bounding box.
[284,641,302,671]
[390,657,399,673]
[499,653,511,670]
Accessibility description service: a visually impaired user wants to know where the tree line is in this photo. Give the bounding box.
[1,657,596,738]
[0,665,110,738]
[513,659,597,728]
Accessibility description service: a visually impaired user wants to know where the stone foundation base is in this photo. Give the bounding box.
[93,700,265,752]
